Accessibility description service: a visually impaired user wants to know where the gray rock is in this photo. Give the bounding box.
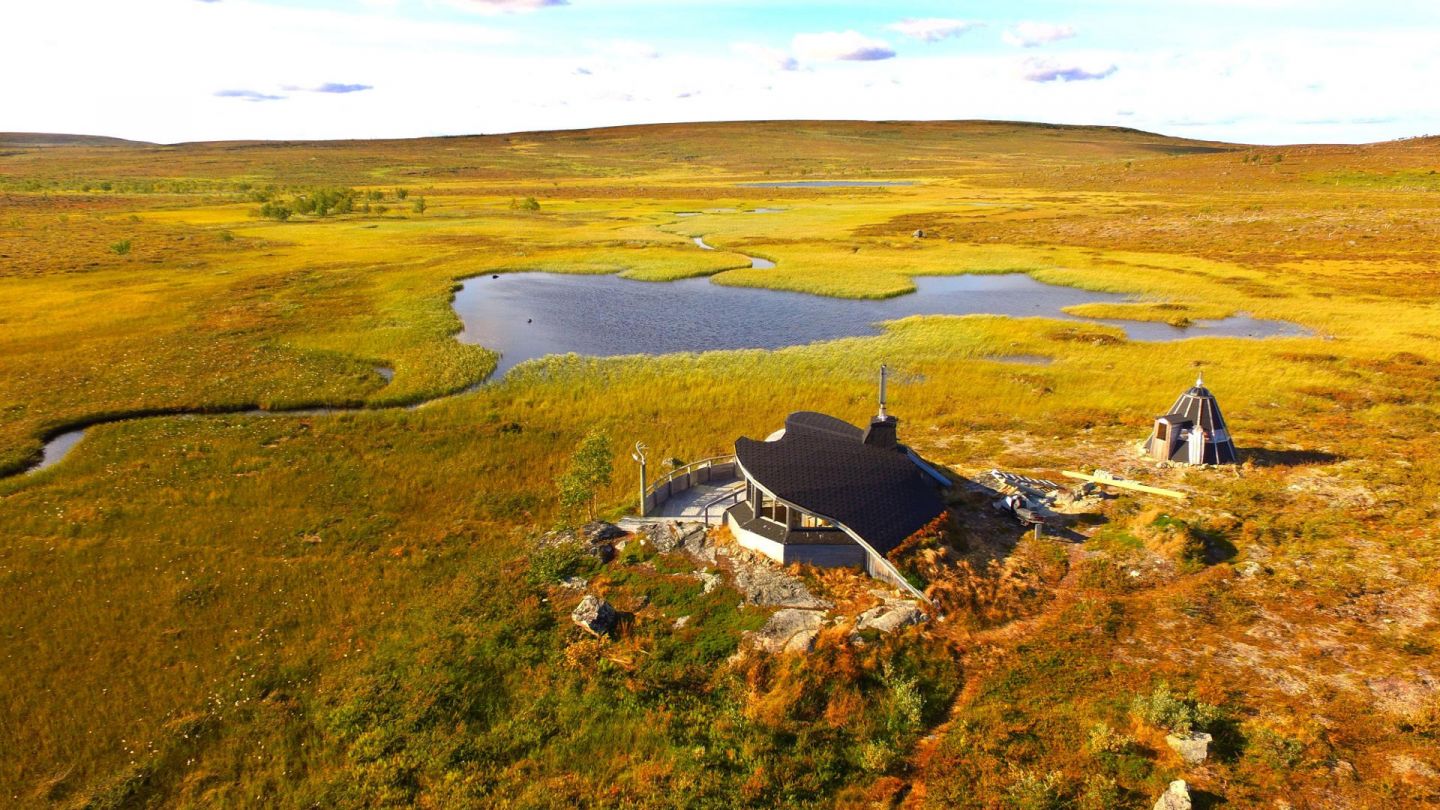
[538,524,616,563]
[1153,780,1191,810]
[912,229,926,239]
[694,570,723,594]
[643,522,682,552]
[751,609,825,654]
[582,521,625,543]
[571,594,617,637]
[678,525,715,563]
[1236,560,1265,579]
[559,576,588,591]
[856,602,926,634]
[673,615,690,629]
[729,551,830,609]
[1166,732,1213,766]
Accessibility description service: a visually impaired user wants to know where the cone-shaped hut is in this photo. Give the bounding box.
[1144,374,1238,465]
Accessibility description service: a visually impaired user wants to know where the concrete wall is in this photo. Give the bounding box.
[865,551,918,593]
[727,512,785,564]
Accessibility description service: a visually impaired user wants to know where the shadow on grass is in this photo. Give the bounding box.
[1244,447,1342,467]
[1192,788,1229,808]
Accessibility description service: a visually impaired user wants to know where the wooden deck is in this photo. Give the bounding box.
[637,456,744,525]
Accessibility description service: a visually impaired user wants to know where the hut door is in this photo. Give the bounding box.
[1187,428,1204,465]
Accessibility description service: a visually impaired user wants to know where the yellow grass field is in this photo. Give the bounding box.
[1,121,1437,808]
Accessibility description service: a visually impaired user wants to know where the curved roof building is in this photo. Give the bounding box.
[725,368,950,598]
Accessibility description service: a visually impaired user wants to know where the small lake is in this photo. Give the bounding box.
[454,273,1307,377]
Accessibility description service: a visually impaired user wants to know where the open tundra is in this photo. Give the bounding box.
[1,122,1438,807]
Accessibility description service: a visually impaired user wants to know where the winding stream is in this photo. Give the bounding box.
[693,236,775,269]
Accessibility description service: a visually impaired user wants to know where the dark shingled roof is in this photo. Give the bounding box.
[1166,383,1229,435]
[735,411,946,555]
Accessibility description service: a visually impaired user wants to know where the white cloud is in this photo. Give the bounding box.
[733,42,799,71]
[1022,58,1117,82]
[886,18,983,43]
[603,39,661,59]
[1003,22,1077,48]
[4,1,1439,145]
[792,31,896,62]
[447,0,567,14]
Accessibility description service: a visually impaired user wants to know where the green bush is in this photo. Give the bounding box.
[1004,768,1066,810]
[1086,721,1134,755]
[1078,774,1121,810]
[109,239,131,256]
[525,542,593,586]
[1130,682,1222,734]
[1247,725,1306,769]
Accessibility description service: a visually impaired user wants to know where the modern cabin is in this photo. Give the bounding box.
[724,367,950,596]
[1145,374,1238,465]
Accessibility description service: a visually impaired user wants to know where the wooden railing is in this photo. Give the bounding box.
[642,455,738,516]
[701,486,746,525]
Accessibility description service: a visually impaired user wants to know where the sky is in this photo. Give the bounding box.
[3,0,1439,145]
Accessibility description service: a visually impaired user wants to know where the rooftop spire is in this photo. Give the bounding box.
[1196,371,1205,388]
[878,364,888,420]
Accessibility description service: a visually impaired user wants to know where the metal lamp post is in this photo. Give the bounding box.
[632,441,648,516]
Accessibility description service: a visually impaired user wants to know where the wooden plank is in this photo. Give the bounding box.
[1062,470,1187,500]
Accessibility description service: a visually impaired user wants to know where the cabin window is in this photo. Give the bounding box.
[1156,423,1169,441]
[798,513,835,530]
[758,491,787,525]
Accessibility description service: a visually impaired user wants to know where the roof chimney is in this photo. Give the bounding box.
[864,364,900,451]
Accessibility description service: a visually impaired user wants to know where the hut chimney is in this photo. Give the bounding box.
[864,364,900,451]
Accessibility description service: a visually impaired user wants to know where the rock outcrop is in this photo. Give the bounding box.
[1166,731,1213,765]
[750,609,825,654]
[694,570,723,594]
[571,595,617,637]
[1152,780,1192,810]
[643,521,708,555]
[856,601,926,634]
[728,548,830,609]
[537,522,620,563]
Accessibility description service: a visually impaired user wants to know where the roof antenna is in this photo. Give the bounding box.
[1196,370,1205,388]
[878,364,889,420]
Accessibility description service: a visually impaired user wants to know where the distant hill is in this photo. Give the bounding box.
[0,133,154,148]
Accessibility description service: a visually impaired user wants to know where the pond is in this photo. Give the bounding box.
[453,272,1308,377]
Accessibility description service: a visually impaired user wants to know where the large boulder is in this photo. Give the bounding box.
[631,521,713,561]
[856,601,927,634]
[1153,780,1192,810]
[1166,731,1213,766]
[571,595,617,637]
[538,523,619,563]
[750,609,825,654]
[643,522,683,553]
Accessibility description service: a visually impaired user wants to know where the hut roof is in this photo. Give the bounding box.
[1164,376,1230,435]
[734,411,945,555]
